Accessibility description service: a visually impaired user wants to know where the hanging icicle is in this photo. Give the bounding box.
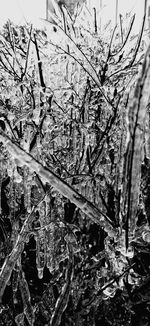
[72,123,78,162]
[46,222,55,273]
[21,123,32,153]
[35,201,48,279]
[45,194,51,224]
[35,231,46,279]
[12,257,21,305]
[9,167,16,221]
[23,166,32,213]
[39,200,46,226]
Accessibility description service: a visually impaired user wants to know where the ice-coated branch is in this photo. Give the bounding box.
[122,43,150,248]
[0,130,118,237]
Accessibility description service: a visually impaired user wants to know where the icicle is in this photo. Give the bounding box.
[45,194,51,224]
[14,167,22,184]
[12,257,21,304]
[61,134,67,148]
[72,124,78,162]
[46,222,55,273]
[23,166,28,209]
[89,132,96,147]
[19,270,35,326]
[11,219,20,250]
[95,180,100,206]
[45,130,52,145]
[9,168,16,221]
[7,159,15,177]
[34,201,48,278]
[35,231,46,279]
[79,142,88,174]
[142,230,150,243]
[80,182,86,197]
[21,124,32,152]
[39,200,46,227]
[23,166,32,213]
[115,230,134,258]
[56,135,61,148]
[32,78,41,126]
[36,134,42,150]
